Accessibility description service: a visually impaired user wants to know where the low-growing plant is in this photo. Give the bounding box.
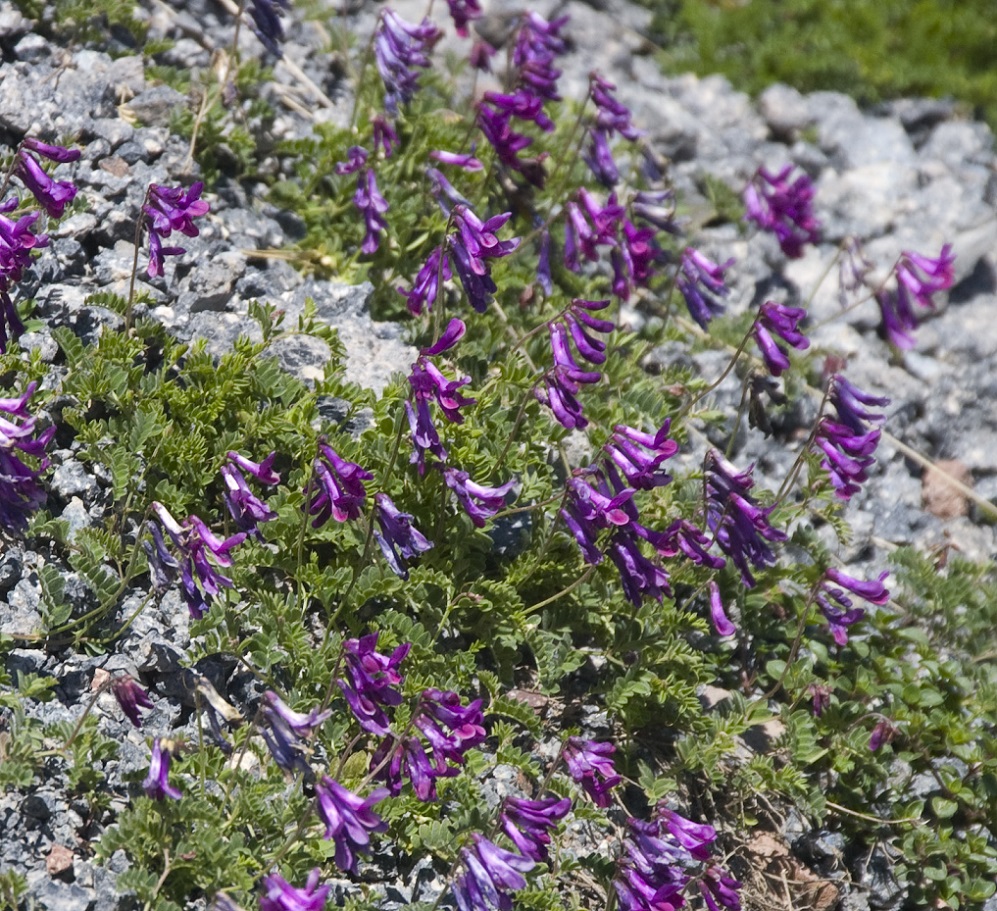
[0,3,994,911]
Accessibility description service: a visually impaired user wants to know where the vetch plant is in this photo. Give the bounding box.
[1,5,995,911]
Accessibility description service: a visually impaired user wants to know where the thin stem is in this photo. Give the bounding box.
[523,566,594,616]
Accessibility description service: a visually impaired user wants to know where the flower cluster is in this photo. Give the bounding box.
[370,687,485,802]
[14,138,80,219]
[145,502,244,618]
[0,382,54,533]
[704,450,786,587]
[563,736,621,807]
[221,451,279,536]
[614,806,741,911]
[753,300,809,376]
[261,691,330,774]
[584,73,640,187]
[677,247,735,329]
[535,298,613,430]
[499,795,572,862]
[143,182,209,278]
[813,375,889,501]
[374,10,441,115]
[337,633,410,736]
[259,869,329,911]
[875,245,955,349]
[815,566,889,645]
[354,167,389,254]
[247,0,291,57]
[743,164,821,258]
[374,491,433,579]
[315,777,389,874]
[306,442,372,526]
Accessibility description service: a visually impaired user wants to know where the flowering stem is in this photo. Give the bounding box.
[675,323,755,420]
[523,566,594,616]
[125,193,149,332]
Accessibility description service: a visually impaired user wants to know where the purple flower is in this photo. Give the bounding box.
[753,300,809,376]
[337,632,409,735]
[354,168,389,254]
[500,795,572,862]
[259,869,330,911]
[371,115,399,158]
[0,381,53,531]
[589,73,640,141]
[808,683,832,717]
[422,317,466,355]
[469,39,496,71]
[428,167,473,215]
[260,710,310,775]
[448,205,520,313]
[563,188,623,271]
[699,864,743,911]
[374,10,441,114]
[563,736,621,807]
[221,451,279,536]
[875,244,955,349]
[371,735,437,801]
[607,532,671,606]
[14,149,77,219]
[335,145,368,175]
[263,691,331,736]
[315,777,389,874]
[704,451,786,587]
[814,376,888,501]
[583,130,620,188]
[611,219,659,300]
[614,818,690,911]
[604,419,677,490]
[247,0,291,57]
[1,206,48,292]
[413,687,486,776]
[444,468,515,527]
[744,164,820,258]
[631,189,679,235]
[815,567,888,645]
[482,90,555,132]
[147,503,245,619]
[21,138,81,164]
[677,247,734,329]
[658,806,716,861]
[306,443,372,526]
[656,519,726,569]
[535,321,604,430]
[512,12,568,101]
[143,738,182,800]
[398,244,450,316]
[144,182,209,278]
[111,675,154,728]
[406,399,448,474]
[453,834,535,911]
[430,150,484,171]
[374,493,433,579]
[476,102,545,187]
[409,358,476,424]
[445,0,482,37]
[868,718,898,751]
[708,581,735,637]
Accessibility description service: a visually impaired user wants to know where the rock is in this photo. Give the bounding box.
[921,459,972,519]
[121,85,187,128]
[46,844,75,880]
[759,83,813,141]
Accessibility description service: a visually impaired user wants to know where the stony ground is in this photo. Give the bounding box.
[1,0,996,908]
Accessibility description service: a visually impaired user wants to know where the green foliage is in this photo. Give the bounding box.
[647,0,997,130]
